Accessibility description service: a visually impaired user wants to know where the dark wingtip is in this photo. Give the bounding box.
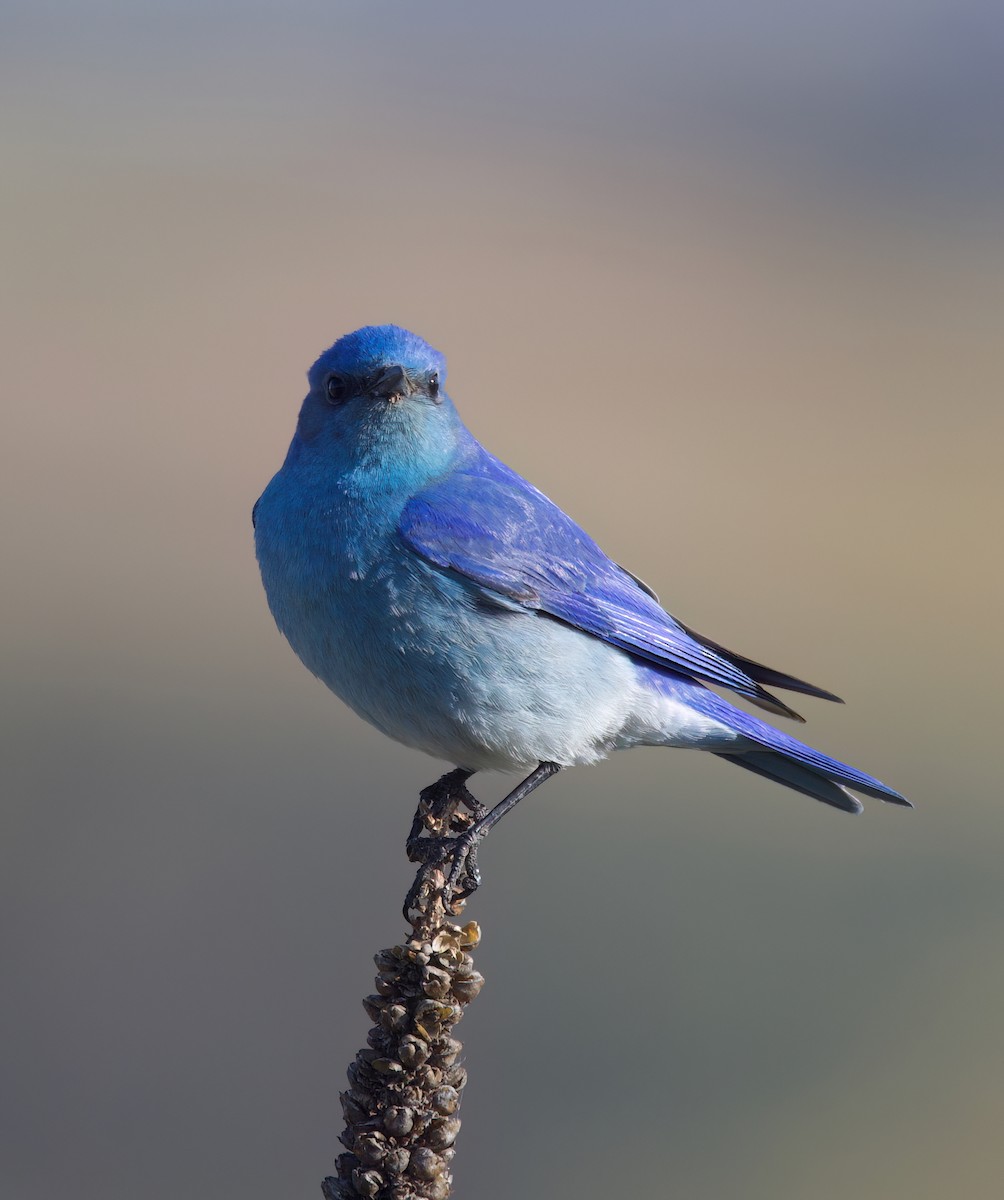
[676,620,844,705]
[882,794,914,809]
[749,673,843,705]
[746,688,807,723]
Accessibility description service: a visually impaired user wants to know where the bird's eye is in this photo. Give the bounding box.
[326,373,349,403]
[428,372,440,397]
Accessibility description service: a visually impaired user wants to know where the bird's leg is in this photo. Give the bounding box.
[444,761,562,903]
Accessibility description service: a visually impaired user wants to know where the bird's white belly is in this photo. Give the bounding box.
[264,541,646,771]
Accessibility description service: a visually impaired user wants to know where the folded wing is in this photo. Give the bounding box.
[399,449,836,720]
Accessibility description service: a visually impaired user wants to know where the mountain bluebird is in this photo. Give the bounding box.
[254,325,908,893]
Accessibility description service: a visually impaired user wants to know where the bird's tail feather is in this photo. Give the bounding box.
[660,676,911,810]
[717,751,866,812]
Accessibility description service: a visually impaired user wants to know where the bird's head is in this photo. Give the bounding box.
[292,325,460,488]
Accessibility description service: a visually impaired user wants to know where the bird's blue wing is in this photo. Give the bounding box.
[399,451,815,718]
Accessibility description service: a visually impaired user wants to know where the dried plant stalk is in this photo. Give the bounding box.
[322,781,486,1200]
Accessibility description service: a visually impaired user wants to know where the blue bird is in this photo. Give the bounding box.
[254,325,909,894]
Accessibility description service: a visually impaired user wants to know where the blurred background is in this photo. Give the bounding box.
[3,3,1002,1197]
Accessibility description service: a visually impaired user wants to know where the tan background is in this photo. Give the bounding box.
[3,4,1002,1198]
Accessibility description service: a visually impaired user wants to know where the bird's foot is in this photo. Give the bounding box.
[402,835,481,918]
[404,769,484,918]
[406,768,483,859]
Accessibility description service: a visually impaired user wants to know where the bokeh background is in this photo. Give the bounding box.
[3,3,1003,1198]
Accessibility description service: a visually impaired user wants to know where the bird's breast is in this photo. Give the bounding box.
[254,471,642,769]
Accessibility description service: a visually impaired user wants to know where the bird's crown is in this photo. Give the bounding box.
[309,325,447,388]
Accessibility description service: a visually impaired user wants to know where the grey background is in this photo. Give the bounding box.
[3,3,1002,1197]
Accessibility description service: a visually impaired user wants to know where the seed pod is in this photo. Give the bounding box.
[382,1105,415,1137]
[408,1108,432,1137]
[414,1065,442,1093]
[338,1127,356,1152]
[430,930,460,956]
[339,1091,369,1125]
[382,1146,411,1177]
[442,1064,467,1090]
[362,995,385,1023]
[351,1167,384,1198]
[355,1131,389,1167]
[398,1036,429,1069]
[421,966,453,999]
[345,1060,372,1090]
[367,1027,391,1052]
[424,1116,462,1150]
[426,1173,452,1200]
[371,1057,405,1075]
[320,1176,352,1200]
[374,975,397,997]
[429,1086,459,1115]
[451,971,484,1002]
[409,1147,446,1181]
[413,1000,453,1033]
[429,1037,462,1067]
[380,1003,409,1033]
[374,947,402,974]
[400,1084,425,1109]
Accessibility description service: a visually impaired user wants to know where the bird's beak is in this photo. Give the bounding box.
[367,364,412,404]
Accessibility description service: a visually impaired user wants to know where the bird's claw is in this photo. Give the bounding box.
[405,832,481,890]
[444,831,482,900]
[409,769,484,846]
[402,833,482,919]
[404,770,486,918]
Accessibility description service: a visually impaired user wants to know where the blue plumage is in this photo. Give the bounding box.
[400,456,800,711]
[254,324,908,828]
